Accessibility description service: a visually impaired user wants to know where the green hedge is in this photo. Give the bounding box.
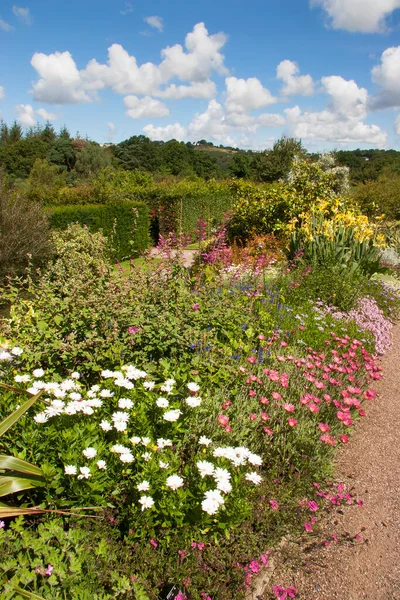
[47,202,150,260]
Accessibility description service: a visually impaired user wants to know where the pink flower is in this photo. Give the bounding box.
[247,356,257,364]
[339,434,349,444]
[249,560,260,573]
[217,414,229,427]
[272,392,282,401]
[260,396,269,405]
[264,427,274,435]
[192,303,200,311]
[283,403,295,413]
[225,425,232,433]
[261,412,269,421]
[318,423,330,433]
[44,564,54,576]
[258,334,266,340]
[260,554,269,565]
[270,500,279,510]
[308,501,318,512]
[304,522,313,532]
[150,539,158,548]
[288,418,298,427]
[249,413,257,421]
[249,389,256,397]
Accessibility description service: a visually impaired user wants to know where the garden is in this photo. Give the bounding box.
[0,151,400,600]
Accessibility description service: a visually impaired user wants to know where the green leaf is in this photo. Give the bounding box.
[0,476,44,497]
[9,584,46,599]
[0,391,43,438]
[0,455,43,477]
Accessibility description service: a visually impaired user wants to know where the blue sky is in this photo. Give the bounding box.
[1,0,400,150]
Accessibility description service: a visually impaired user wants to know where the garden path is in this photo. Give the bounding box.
[257,323,400,600]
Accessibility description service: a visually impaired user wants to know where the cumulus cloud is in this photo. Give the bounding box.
[310,0,400,33]
[322,75,368,118]
[284,74,387,147]
[370,46,400,109]
[124,95,169,118]
[156,80,216,100]
[12,5,32,25]
[185,99,285,147]
[144,16,163,32]
[225,77,276,114]
[285,104,387,147]
[0,86,4,100]
[15,104,36,127]
[143,122,186,141]
[0,19,14,32]
[31,50,94,103]
[36,108,58,121]
[277,60,314,97]
[30,23,228,104]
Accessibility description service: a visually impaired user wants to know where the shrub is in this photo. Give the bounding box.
[0,188,52,278]
[47,202,150,260]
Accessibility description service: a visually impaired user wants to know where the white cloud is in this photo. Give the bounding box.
[0,18,14,32]
[156,80,216,100]
[120,2,133,15]
[284,74,387,147]
[395,114,400,135]
[12,5,32,25]
[277,60,314,97]
[370,46,400,109]
[310,0,400,33]
[31,50,94,103]
[144,16,163,32]
[285,105,387,147]
[186,99,285,146]
[143,122,186,141]
[225,77,276,114]
[36,108,58,121]
[30,23,228,104]
[0,86,4,100]
[159,22,228,82]
[322,75,368,118]
[124,95,169,118]
[15,104,36,127]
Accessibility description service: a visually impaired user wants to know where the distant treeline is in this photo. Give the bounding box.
[1,120,400,186]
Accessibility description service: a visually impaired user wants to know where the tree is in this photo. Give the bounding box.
[228,153,252,179]
[8,121,23,143]
[252,137,307,182]
[26,158,67,203]
[49,138,76,171]
[0,121,9,146]
[74,142,112,179]
[0,138,50,179]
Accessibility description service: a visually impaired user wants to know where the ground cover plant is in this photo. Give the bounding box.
[1,154,400,599]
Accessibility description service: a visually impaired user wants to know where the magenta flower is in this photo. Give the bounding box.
[192,303,200,311]
[44,564,54,576]
[269,500,279,510]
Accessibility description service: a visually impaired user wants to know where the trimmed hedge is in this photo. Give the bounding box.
[47,202,150,260]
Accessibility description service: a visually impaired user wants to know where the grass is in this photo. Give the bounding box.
[113,256,162,273]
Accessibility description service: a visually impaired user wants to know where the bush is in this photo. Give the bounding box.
[47,202,150,260]
[0,188,52,278]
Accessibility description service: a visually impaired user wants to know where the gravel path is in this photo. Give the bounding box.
[260,324,400,600]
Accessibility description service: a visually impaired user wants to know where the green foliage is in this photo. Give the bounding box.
[252,137,307,183]
[25,160,67,204]
[0,517,138,599]
[74,142,112,180]
[47,202,150,260]
[352,174,400,220]
[0,138,51,180]
[94,168,153,204]
[0,386,45,509]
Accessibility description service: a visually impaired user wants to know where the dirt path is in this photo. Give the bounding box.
[261,324,400,600]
